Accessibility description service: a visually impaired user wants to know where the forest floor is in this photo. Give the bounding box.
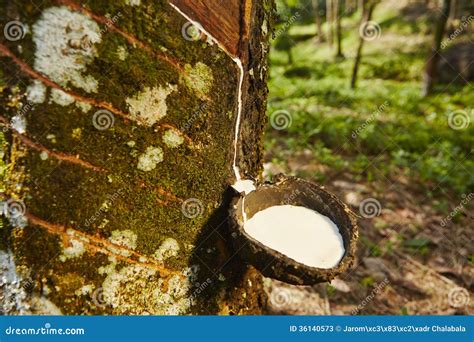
[263,0,473,314]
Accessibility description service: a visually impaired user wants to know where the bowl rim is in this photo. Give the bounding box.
[229,175,359,285]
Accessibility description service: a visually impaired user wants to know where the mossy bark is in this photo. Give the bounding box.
[0,0,273,315]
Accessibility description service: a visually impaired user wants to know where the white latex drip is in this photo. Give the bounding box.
[170,3,255,196]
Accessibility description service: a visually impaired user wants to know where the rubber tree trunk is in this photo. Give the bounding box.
[350,0,375,88]
[312,0,325,42]
[326,0,334,47]
[422,0,451,96]
[448,0,457,29]
[0,0,273,315]
[335,0,344,58]
[358,0,366,17]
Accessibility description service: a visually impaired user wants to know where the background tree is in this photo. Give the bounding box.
[350,0,377,88]
[335,0,345,58]
[422,0,451,96]
[0,0,273,315]
[326,0,334,47]
[312,0,325,42]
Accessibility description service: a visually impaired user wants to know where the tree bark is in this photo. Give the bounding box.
[0,0,273,315]
[335,0,344,58]
[312,0,325,42]
[326,0,334,47]
[422,0,451,96]
[350,0,375,88]
[447,0,457,30]
[358,0,366,17]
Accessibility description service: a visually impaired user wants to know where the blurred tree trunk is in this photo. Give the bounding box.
[326,0,334,47]
[345,0,354,14]
[350,0,376,88]
[422,0,451,96]
[358,0,366,17]
[448,0,457,29]
[312,0,325,42]
[335,0,344,58]
[0,0,273,315]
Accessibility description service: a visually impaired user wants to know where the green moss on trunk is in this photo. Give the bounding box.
[0,0,273,314]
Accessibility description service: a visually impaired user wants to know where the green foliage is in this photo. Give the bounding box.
[266,5,473,197]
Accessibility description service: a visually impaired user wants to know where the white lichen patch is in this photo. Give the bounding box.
[126,85,177,126]
[75,284,94,296]
[32,6,101,93]
[11,115,26,134]
[116,45,128,61]
[99,264,193,315]
[46,134,56,143]
[162,129,184,148]
[39,151,49,160]
[125,0,141,6]
[184,62,213,95]
[59,239,85,262]
[137,146,163,172]
[26,80,46,104]
[154,238,180,261]
[50,88,75,107]
[108,230,137,257]
[1,250,29,314]
[75,102,92,113]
